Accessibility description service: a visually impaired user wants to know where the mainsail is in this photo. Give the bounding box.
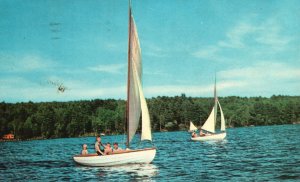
[126,4,152,145]
[189,121,198,131]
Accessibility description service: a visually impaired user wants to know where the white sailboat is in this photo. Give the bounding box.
[191,78,226,141]
[73,1,156,166]
[188,121,198,132]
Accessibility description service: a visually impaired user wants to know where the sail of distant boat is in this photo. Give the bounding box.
[189,121,198,131]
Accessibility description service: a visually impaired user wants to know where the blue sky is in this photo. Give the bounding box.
[0,0,299,102]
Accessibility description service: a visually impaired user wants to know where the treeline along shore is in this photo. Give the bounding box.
[1,95,300,140]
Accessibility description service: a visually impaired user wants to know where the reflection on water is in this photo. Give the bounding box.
[1,124,300,181]
[101,164,158,180]
[76,164,158,181]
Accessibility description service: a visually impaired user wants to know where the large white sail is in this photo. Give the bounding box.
[218,100,226,131]
[189,121,197,131]
[127,14,142,143]
[202,107,216,133]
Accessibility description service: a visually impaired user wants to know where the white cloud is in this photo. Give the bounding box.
[255,19,291,50]
[106,42,120,49]
[144,43,168,58]
[144,70,170,76]
[2,59,299,102]
[192,17,295,62]
[144,80,245,97]
[145,85,210,96]
[219,62,300,80]
[0,75,127,102]
[218,61,300,95]
[103,42,126,53]
[0,53,56,72]
[219,18,292,50]
[138,60,298,98]
[88,64,125,74]
[0,77,34,89]
[145,61,300,97]
[192,46,219,60]
[219,22,258,49]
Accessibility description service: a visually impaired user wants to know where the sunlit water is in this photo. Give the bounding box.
[1,124,300,181]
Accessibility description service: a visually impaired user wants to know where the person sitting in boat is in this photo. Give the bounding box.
[191,132,197,138]
[199,129,206,136]
[112,142,123,152]
[104,142,113,155]
[81,144,88,155]
[95,135,105,155]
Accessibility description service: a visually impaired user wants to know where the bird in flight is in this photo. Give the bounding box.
[47,80,69,93]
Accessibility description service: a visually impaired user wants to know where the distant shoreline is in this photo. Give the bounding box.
[1,95,299,141]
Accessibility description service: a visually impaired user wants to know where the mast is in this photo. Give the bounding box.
[126,0,132,148]
[213,74,217,125]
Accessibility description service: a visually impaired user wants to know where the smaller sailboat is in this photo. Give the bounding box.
[191,78,226,141]
[188,121,198,132]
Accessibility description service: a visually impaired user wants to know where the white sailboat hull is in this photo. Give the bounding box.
[73,148,156,167]
[191,132,226,141]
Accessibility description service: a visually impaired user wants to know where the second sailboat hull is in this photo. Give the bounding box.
[191,132,226,141]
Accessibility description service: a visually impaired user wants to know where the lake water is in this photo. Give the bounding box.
[1,124,300,181]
